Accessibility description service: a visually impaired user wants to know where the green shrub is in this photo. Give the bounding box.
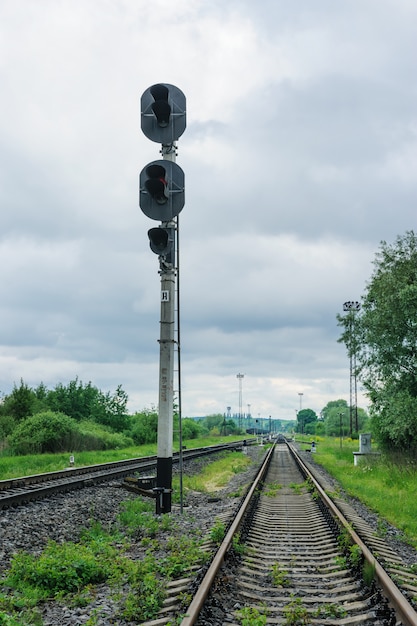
[130,410,158,445]
[0,414,15,440]
[8,411,81,455]
[123,573,165,621]
[5,540,112,596]
[77,421,134,450]
[7,414,135,455]
[175,418,202,440]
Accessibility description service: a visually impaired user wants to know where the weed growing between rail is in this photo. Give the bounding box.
[235,605,268,625]
[270,562,290,587]
[232,532,247,556]
[289,481,305,494]
[283,595,309,624]
[263,481,282,497]
[313,603,347,619]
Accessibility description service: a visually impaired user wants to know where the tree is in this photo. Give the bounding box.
[203,414,225,432]
[321,399,368,437]
[321,400,349,437]
[296,409,317,434]
[337,231,417,452]
[0,379,36,422]
[45,378,129,431]
[98,384,129,431]
[46,378,93,421]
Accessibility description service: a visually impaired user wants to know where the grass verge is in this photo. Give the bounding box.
[309,436,417,548]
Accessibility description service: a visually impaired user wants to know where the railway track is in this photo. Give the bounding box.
[166,441,417,626]
[0,440,249,509]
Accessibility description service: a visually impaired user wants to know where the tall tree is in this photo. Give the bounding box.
[296,409,317,434]
[338,231,417,452]
[0,379,36,422]
[321,399,368,437]
[45,378,129,431]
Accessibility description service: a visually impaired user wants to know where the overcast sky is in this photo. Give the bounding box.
[0,0,416,421]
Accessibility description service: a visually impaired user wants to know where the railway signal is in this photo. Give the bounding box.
[139,83,186,515]
[141,83,186,144]
[139,159,185,221]
[148,226,175,267]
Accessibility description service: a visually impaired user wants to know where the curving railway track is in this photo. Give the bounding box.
[173,441,417,626]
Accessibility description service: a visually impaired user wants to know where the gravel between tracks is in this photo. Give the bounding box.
[1,445,417,625]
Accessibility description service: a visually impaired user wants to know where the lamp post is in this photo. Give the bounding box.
[298,392,304,434]
[236,373,244,431]
[339,412,345,449]
[343,301,361,435]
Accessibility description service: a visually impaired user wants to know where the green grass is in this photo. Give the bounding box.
[173,450,253,494]
[0,447,154,480]
[309,436,417,548]
[0,435,249,481]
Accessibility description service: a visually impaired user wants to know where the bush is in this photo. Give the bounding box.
[6,541,109,595]
[0,414,15,440]
[175,418,202,440]
[77,421,134,450]
[8,411,81,455]
[130,410,158,445]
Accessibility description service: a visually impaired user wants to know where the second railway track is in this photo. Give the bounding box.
[0,441,250,509]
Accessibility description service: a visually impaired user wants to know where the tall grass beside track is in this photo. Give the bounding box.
[303,436,417,548]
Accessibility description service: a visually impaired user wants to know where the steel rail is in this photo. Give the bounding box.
[0,440,252,492]
[180,443,276,626]
[0,440,253,509]
[287,441,417,626]
[179,440,417,626]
